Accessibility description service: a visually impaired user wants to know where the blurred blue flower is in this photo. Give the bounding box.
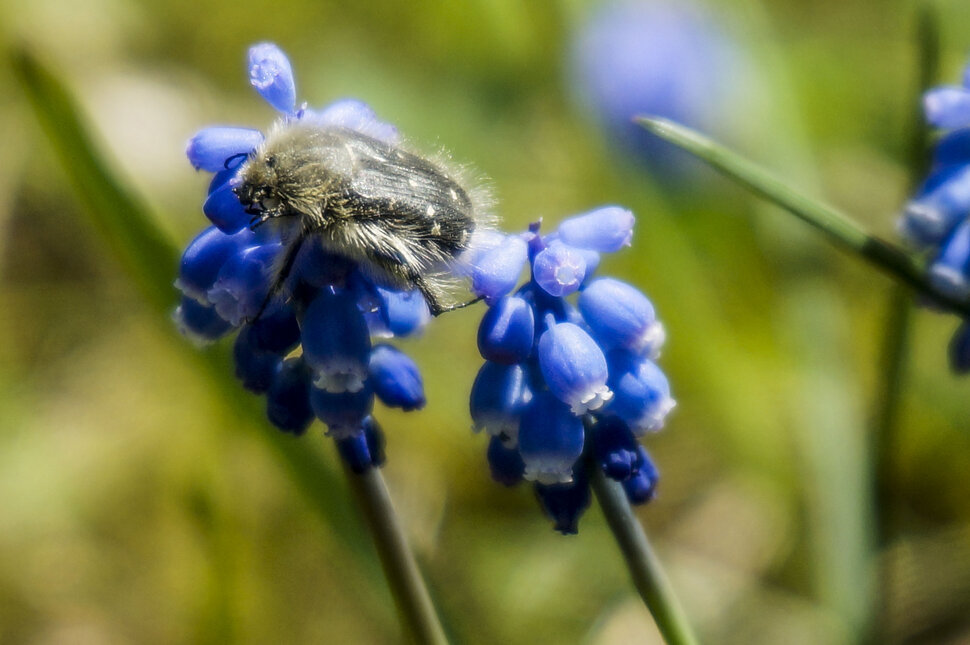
[900,58,970,373]
[569,0,749,179]
[466,208,674,533]
[174,43,432,470]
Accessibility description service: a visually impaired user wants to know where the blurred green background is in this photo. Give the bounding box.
[2,0,970,642]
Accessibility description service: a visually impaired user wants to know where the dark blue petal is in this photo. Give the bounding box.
[266,357,314,435]
[186,127,263,172]
[369,344,426,411]
[302,290,372,393]
[477,295,535,364]
[173,296,233,343]
[203,181,250,234]
[556,206,634,252]
[925,86,970,129]
[487,436,525,486]
[335,417,387,473]
[534,467,590,535]
[579,277,664,355]
[206,242,282,326]
[176,226,255,303]
[518,391,585,484]
[249,303,301,354]
[469,361,532,442]
[532,243,587,297]
[249,43,297,114]
[948,322,970,374]
[233,326,282,393]
[309,382,375,438]
[592,416,639,481]
[537,321,612,414]
[933,129,970,167]
[604,351,675,435]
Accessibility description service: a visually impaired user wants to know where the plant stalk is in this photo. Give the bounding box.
[588,459,699,645]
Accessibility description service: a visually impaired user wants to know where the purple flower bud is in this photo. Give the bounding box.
[534,467,590,534]
[470,235,529,303]
[206,242,282,326]
[302,290,372,393]
[623,448,659,505]
[203,181,250,234]
[233,326,282,393]
[605,351,675,435]
[537,320,612,414]
[477,295,535,364]
[533,243,587,297]
[929,219,970,300]
[487,436,525,486]
[555,206,634,252]
[266,358,314,435]
[579,278,664,356]
[304,99,400,145]
[949,322,970,374]
[309,382,374,439]
[925,87,970,129]
[249,43,297,114]
[186,127,263,172]
[377,287,431,337]
[519,391,585,484]
[369,344,426,411]
[176,226,255,303]
[469,361,532,443]
[173,296,233,344]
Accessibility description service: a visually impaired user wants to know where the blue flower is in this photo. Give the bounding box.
[174,43,439,468]
[569,0,751,180]
[467,209,674,532]
[900,57,970,373]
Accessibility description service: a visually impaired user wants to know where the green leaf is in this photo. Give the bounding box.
[636,116,970,317]
[10,45,377,572]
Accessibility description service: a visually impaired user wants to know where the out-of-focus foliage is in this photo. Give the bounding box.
[1,0,970,643]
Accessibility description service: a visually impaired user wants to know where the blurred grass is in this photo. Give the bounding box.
[1,0,970,643]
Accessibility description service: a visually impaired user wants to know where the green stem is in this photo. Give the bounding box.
[635,117,970,317]
[868,3,938,641]
[341,462,449,645]
[588,459,699,645]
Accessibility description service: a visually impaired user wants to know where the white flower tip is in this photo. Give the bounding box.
[637,321,666,358]
[633,396,677,435]
[570,385,613,415]
[312,367,367,393]
[524,462,575,485]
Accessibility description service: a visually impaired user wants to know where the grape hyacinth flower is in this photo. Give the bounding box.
[175,43,432,468]
[899,57,970,374]
[468,207,673,533]
[569,0,751,180]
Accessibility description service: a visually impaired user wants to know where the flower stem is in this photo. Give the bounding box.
[588,459,699,645]
[634,117,970,318]
[341,461,449,645]
[868,3,938,641]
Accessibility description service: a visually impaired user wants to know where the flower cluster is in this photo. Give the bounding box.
[899,58,970,373]
[174,43,430,469]
[467,209,674,533]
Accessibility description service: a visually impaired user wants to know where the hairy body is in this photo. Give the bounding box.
[234,122,485,315]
